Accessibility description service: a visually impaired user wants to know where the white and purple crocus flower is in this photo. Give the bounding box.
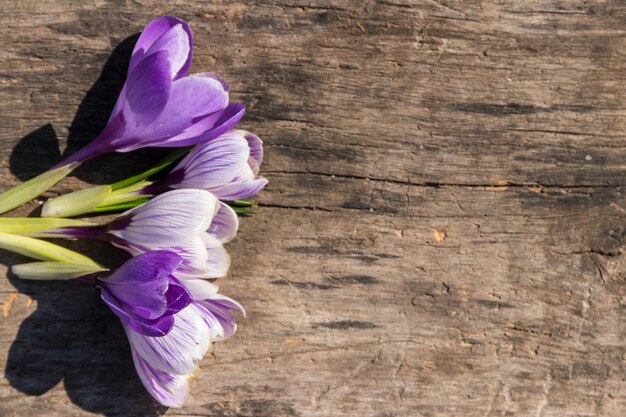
[96,251,243,407]
[149,129,268,200]
[37,189,236,280]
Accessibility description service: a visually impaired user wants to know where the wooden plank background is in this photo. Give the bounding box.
[0,1,625,416]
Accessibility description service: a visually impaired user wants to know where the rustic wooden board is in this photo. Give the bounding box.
[0,1,625,416]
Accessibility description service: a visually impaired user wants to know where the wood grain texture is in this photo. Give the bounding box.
[0,1,625,416]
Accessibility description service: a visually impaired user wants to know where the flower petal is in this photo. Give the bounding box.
[166,238,211,279]
[144,24,191,79]
[119,239,213,280]
[146,102,246,149]
[192,72,230,92]
[170,130,250,190]
[143,74,230,140]
[195,294,245,341]
[100,251,182,285]
[111,189,219,246]
[207,202,239,243]
[164,276,193,315]
[244,131,264,169]
[126,304,210,375]
[124,50,172,127]
[183,279,219,301]
[101,287,175,337]
[98,251,182,320]
[130,16,193,80]
[131,347,189,408]
[210,176,269,201]
[201,234,230,279]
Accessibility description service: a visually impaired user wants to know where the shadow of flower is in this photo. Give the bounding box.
[3,34,172,416]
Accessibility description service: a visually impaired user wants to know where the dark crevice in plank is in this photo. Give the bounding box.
[264,170,626,189]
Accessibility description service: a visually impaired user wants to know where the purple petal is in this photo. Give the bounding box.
[183,279,219,301]
[144,102,245,149]
[144,24,191,79]
[210,175,268,201]
[101,287,175,337]
[207,202,239,243]
[100,251,182,285]
[107,85,128,126]
[132,315,175,337]
[126,304,211,375]
[131,347,189,408]
[193,72,230,92]
[98,251,182,320]
[124,50,172,127]
[120,239,212,281]
[164,129,267,200]
[167,238,211,277]
[143,74,229,139]
[130,16,193,80]
[165,276,193,315]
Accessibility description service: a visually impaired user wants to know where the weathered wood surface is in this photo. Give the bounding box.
[0,1,625,416]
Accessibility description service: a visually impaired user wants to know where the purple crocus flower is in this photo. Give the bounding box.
[145,129,268,200]
[95,252,243,407]
[97,251,192,337]
[0,16,245,214]
[36,189,237,279]
[125,277,243,407]
[61,16,244,165]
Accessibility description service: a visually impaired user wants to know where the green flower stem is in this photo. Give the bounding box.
[232,207,255,216]
[0,163,79,215]
[91,198,151,213]
[0,218,92,234]
[0,231,102,266]
[97,181,153,207]
[110,148,189,191]
[40,148,187,218]
[228,199,256,208]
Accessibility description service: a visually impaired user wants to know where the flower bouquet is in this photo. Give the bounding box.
[0,16,267,407]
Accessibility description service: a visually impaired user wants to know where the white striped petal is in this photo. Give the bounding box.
[207,202,239,243]
[195,294,245,341]
[201,234,230,278]
[171,130,250,190]
[126,304,210,375]
[112,189,219,246]
[184,279,219,301]
[131,348,189,408]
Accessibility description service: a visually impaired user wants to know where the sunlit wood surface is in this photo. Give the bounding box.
[0,1,624,416]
